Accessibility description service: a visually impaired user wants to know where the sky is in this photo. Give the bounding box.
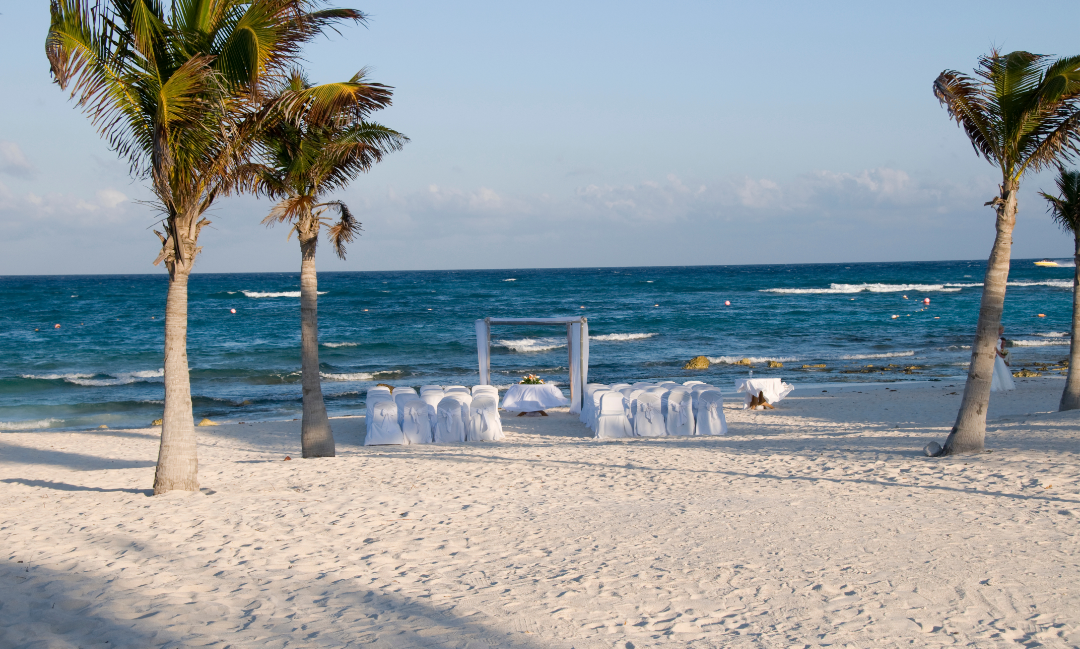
[2,0,1080,275]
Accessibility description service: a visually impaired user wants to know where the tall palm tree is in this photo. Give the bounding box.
[254,70,408,457]
[932,50,1080,455]
[46,0,363,493]
[1039,168,1080,410]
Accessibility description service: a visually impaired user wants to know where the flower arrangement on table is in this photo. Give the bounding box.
[519,374,544,385]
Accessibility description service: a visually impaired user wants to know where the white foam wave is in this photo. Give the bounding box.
[503,278,517,282]
[496,337,566,353]
[321,372,375,381]
[242,290,327,298]
[591,333,658,342]
[1035,332,1070,338]
[839,351,916,360]
[708,356,799,365]
[1010,339,1071,347]
[322,342,359,348]
[0,419,61,431]
[1008,280,1073,288]
[22,370,164,386]
[762,283,962,294]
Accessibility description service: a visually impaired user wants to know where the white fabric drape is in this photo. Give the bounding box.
[475,320,490,386]
[569,322,582,414]
[991,356,1016,392]
[736,378,794,408]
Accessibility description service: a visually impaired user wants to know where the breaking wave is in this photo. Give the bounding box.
[242,290,328,298]
[1010,339,1071,347]
[761,283,963,294]
[0,419,61,431]
[591,333,657,342]
[322,342,359,348]
[1035,332,1070,338]
[708,356,799,365]
[496,337,566,353]
[321,370,404,381]
[20,370,164,387]
[838,351,916,360]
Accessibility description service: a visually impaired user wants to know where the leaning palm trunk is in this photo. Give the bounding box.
[1062,239,1080,410]
[945,186,1017,454]
[298,217,335,457]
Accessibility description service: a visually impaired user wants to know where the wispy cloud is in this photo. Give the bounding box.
[0,141,35,179]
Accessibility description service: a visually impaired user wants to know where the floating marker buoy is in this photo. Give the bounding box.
[54,324,60,329]
[230,308,236,314]
[924,298,930,305]
[891,315,899,319]
[580,306,585,309]
[902,295,908,299]
[654,304,659,307]
[1037,313,1046,317]
[725,301,731,306]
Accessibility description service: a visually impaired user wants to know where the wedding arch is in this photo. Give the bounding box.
[475,317,589,414]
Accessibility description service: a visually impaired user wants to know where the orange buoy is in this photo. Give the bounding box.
[923,298,930,304]
[54,324,60,329]
[230,308,236,314]
[724,301,731,306]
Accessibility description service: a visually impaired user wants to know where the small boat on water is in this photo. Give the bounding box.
[1034,259,1061,267]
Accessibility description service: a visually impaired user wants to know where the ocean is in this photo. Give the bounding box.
[1,259,1075,431]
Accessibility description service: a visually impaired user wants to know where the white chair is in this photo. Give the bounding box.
[450,393,474,439]
[632,382,653,389]
[623,389,644,425]
[419,390,443,430]
[445,385,469,394]
[696,390,727,436]
[660,382,679,388]
[582,384,608,424]
[683,380,706,387]
[610,383,632,391]
[365,400,405,445]
[595,391,633,439]
[468,395,504,442]
[633,392,665,437]
[588,390,611,430]
[665,391,695,437]
[401,399,434,444]
[420,385,443,393]
[472,385,498,397]
[644,386,667,394]
[394,389,418,425]
[435,396,467,443]
[365,393,393,436]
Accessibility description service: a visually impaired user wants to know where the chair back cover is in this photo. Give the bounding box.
[660,382,679,388]
[472,385,498,396]
[665,391,695,437]
[609,383,631,391]
[632,382,653,389]
[365,400,405,445]
[449,393,474,439]
[401,399,434,444]
[468,395,504,441]
[589,390,610,430]
[581,384,608,424]
[595,391,633,439]
[420,385,443,393]
[445,385,468,393]
[394,390,418,424]
[695,390,728,436]
[683,380,706,386]
[365,393,393,435]
[633,392,666,437]
[644,386,667,394]
[435,397,467,443]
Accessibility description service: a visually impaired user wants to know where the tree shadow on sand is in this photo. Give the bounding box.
[0,478,151,495]
[0,441,157,471]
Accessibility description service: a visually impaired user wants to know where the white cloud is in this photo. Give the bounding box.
[0,141,35,179]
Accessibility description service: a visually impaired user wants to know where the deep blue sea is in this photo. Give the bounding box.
[1,259,1075,431]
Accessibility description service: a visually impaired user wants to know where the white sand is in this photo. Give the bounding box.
[2,378,1078,648]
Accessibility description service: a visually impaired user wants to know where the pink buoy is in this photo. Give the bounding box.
[724,300,731,306]
[923,298,930,305]
[230,308,236,314]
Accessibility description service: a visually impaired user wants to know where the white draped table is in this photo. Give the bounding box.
[735,378,794,409]
[501,384,569,412]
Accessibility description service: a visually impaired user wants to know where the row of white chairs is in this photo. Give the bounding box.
[365,385,504,445]
[581,381,728,439]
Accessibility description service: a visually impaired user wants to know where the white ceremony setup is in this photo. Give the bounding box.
[363,315,794,444]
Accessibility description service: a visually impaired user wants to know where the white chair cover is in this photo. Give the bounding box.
[624,389,645,425]
[451,393,474,439]
[401,399,434,444]
[645,386,667,394]
[435,397,467,443]
[736,378,794,408]
[472,385,499,397]
[581,384,608,424]
[610,383,632,391]
[468,395,504,441]
[695,390,727,436]
[445,385,469,394]
[420,385,443,393]
[660,382,679,388]
[683,380,706,386]
[633,392,665,437]
[365,393,393,436]
[365,400,405,445]
[595,391,633,439]
[394,389,418,425]
[665,391,694,437]
[632,382,653,389]
[588,390,610,430]
[661,388,690,417]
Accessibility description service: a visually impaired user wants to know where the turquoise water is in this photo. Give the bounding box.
[1,260,1075,430]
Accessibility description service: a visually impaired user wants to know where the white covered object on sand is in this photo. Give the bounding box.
[468,396,504,441]
[435,396,467,443]
[632,392,665,437]
[595,391,633,439]
[501,384,569,413]
[401,399,433,445]
[365,400,405,445]
[695,390,728,436]
[736,377,794,408]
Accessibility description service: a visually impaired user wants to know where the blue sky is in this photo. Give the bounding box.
[1,0,1079,275]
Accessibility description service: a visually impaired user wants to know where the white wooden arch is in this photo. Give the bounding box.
[475,317,589,413]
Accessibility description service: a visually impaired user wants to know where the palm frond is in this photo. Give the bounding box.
[319,200,361,259]
[1040,167,1080,235]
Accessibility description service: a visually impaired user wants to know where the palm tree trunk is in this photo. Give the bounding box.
[943,185,1017,455]
[1060,240,1080,410]
[298,224,335,458]
[153,265,199,493]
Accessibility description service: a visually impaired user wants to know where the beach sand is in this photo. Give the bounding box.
[1,378,1078,648]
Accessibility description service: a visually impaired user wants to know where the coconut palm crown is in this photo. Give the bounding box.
[932,50,1080,455]
[46,0,364,493]
[1040,168,1080,411]
[252,69,408,457]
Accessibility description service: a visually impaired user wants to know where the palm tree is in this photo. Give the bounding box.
[1039,168,1080,410]
[253,70,408,457]
[932,50,1080,455]
[46,0,363,493]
